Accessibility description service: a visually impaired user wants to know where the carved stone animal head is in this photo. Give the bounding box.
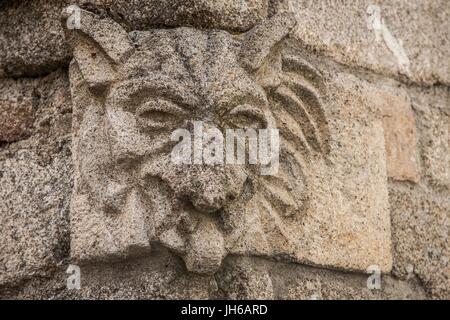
[64,8,330,274]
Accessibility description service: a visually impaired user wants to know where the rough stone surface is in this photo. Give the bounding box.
[81,0,270,31]
[0,0,448,300]
[289,0,450,86]
[0,253,427,300]
[0,0,72,78]
[411,86,450,191]
[0,70,72,286]
[0,79,36,142]
[0,0,270,78]
[377,88,420,183]
[389,183,449,299]
[2,0,449,85]
[64,9,391,275]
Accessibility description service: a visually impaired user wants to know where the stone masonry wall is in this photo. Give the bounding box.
[0,0,448,299]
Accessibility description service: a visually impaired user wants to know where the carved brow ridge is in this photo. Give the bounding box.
[113,75,200,108]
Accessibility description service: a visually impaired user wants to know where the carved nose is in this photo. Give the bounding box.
[178,169,243,213]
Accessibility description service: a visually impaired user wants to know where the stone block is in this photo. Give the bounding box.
[64,9,392,275]
[0,79,35,142]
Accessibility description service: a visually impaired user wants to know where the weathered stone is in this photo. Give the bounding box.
[289,0,450,86]
[0,0,448,301]
[0,70,72,286]
[5,0,447,84]
[0,148,72,286]
[216,256,274,299]
[0,0,270,78]
[64,9,391,276]
[411,87,450,190]
[0,79,35,142]
[390,183,450,299]
[307,72,392,273]
[376,89,420,183]
[267,257,426,300]
[1,0,448,84]
[0,254,427,299]
[81,0,270,32]
[0,0,72,78]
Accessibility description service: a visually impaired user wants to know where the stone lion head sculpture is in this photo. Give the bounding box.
[64,8,330,274]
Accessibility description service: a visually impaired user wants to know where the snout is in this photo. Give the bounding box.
[187,179,240,213]
[179,165,247,213]
[140,156,248,213]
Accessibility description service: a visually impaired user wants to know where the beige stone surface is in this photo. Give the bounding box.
[377,89,420,183]
[64,9,392,275]
[0,71,72,286]
[0,147,71,286]
[390,183,450,299]
[0,0,71,78]
[2,0,448,84]
[289,0,450,86]
[411,86,450,190]
[0,0,448,300]
[82,0,270,31]
[0,79,35,142]
[0,0,269,77]
[305,71,392,272]
[0,254,426,299]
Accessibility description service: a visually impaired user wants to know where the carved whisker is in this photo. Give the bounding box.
[261,182,299,218]
[272,107,312,155]
[274,86,322,149]
[281,55,323,87]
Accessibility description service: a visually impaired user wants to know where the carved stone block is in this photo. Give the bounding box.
[65,8,392,274]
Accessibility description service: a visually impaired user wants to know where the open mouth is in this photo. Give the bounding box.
[137,167,255,274]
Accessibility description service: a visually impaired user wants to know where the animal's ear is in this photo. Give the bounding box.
[239,12,297,72]
[61,6,134,91]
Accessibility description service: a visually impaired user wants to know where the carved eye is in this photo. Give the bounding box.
[224,104,268,129]
[136,99,186,132]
